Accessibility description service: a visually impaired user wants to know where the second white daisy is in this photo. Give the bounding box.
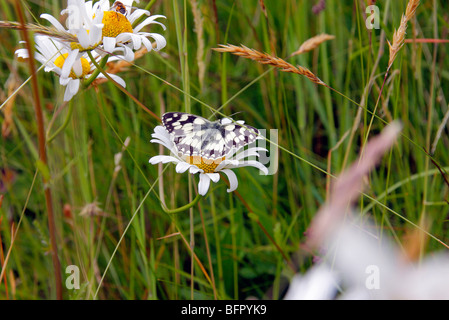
[16,35,126,101]
[149,124,268,196]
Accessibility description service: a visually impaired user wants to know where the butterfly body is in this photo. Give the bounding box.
[162,112,259,160]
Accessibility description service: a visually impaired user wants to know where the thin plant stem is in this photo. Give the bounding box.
[14,0,63,299]
[360,71,390,160]
[223,175,296,272]
[209,193,224,294]
[83,54,110,88]
[197,195,218,299]
[0,169,38,293]
[161,193,203,214]
[94,178,158,299]
[420,0,438,259]
[86,51,161,122]
[46,100,74,143]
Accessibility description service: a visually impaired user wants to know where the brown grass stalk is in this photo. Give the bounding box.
[290,33,335,57]
[1,75,20,138]
[0,20,78,43]
[306,122,402,249]
[14,1,63,299]
[189,0,206,90]
[0,213,8,299]
[213,44,327,86]
[387,0,420,71]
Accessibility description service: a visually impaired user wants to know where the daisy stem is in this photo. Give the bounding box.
[132,0,158,28]
[162,192,203,214]
[143,0,157,12]
[83,53,110,89]
[46,100,74,143]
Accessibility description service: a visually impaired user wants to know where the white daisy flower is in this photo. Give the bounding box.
[38,0,166,62]
[89,0,167,61]
[283,264,338,300]
[284,217,449,300]
[41,0,104,52]
[149,125,268,196]
[15,35,126,101]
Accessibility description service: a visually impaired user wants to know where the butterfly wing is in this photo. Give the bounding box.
[162,112,199,137]
[162,112,259,160]
[222,121,259,152]
[162,112,214,157]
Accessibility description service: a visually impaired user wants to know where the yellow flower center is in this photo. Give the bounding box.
[70,41,100,52]
[54,53,91,79]
[186,156,225,174]
[102,11,133,38]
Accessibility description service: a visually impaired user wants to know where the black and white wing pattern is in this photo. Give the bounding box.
[162,112,259,160]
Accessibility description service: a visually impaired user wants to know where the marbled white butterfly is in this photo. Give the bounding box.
[162,112,259,160]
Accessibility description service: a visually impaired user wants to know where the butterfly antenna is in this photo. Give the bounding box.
[227,111,245,118]
[208,110,245,121]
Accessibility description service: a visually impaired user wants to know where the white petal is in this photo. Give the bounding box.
[84,0,95,17]
[96,73,127,88]
[37,36,63,63]
[227,160,269,175]
[15,48,29,59]
[150,130,179,157]
[141,33,166,51]
[60,77,71,86]
[63,87,74,101]
[128,9,149,24]
[34,49,52,66]
[40,13,66,31]
[235,147,268,161]
[69,78,80,95]
[207,173,220,183]
[149,155,179,165]
[134,15,167,33]
[151,126,173,145]
[98,0,110,11]
[60,49,79,80]
[76,28,91,48]
[109,74,126,87]
[284,265,338,300]
[221,169,238,192]
[189,166,202,174]
[72,59,83,77]
[215,159,239,171]
[150,138,174,152]
[102,37,117,54]
[116,33,141,50]
[176,162,193,173]
[119,44,135,61]
[141,36,154,52]
[198,174,211,196]
[130,34,143,50]
[91,26,104,45]
[63,1,82,29]
[51,66,62,75]
[63,79,79,101]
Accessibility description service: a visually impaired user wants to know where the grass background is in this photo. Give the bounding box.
[1,0,449,299]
